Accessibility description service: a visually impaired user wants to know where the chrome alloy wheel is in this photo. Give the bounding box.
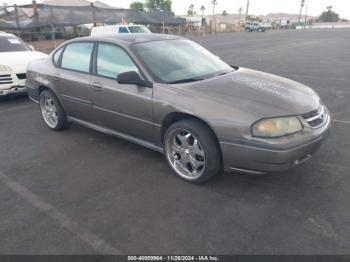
[40,96,58,128]
[165,129,206,180]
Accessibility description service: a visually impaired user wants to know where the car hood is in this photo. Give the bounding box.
[179,67,320,117]
[0,51,47,73]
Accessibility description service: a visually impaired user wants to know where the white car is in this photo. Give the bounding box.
[0,32,47,97]
[91,24,152,36]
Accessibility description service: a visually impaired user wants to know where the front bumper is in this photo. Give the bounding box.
[220,115,331,174]
[0,73,27,96]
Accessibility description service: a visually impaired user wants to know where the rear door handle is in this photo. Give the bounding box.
[91,82,103,91]
[52,73,61,81]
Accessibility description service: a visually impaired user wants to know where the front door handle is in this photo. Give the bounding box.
[52,73,61,81]
[91,82,103,91]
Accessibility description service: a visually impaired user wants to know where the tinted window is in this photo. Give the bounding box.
[119,27,129,33]
[53,47,63,66]
[96,44,139,79]
[0,36,31,52]
[61,42,93,73]
[128,26,151,33]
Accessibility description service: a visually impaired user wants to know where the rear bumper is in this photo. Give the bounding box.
[220,118,331,174]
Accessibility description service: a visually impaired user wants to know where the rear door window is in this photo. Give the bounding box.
[61,42,94,73]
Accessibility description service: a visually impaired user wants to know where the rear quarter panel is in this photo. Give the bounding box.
[26,55,61,104]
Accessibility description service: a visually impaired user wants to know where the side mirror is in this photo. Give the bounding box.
[117,71,153,88]
[29,45,35,51]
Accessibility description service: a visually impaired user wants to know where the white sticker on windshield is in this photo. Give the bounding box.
[8,39,21,44]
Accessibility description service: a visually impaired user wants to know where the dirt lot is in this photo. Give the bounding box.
[29,39,66,53]
[1,29,350,254]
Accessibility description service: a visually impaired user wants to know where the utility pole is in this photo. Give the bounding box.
[298,0,305,24]
[3,1,8,13]
[32,0,38,17]
[245,0,250,23]
[304,2,308,29]
[14,4,20,37]
[211,0,218,33]
[238,7,242,23]
[49,6,56,48]
[91,2,97,26]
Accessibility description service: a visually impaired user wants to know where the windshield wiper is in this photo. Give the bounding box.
[216,70,233,77]
[168,78,204,84]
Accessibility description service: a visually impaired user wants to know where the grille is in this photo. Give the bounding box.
[302,106,327,128]
[301,109,318,119]
[16,73,26,80]
[0,74,13,85]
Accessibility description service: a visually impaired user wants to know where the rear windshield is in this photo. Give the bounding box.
[0,36,31,52]
[128,26,151,33]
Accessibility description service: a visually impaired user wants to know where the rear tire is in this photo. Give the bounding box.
[164,119,222,183]
[39,90,68,130]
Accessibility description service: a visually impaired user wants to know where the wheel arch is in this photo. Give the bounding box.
[161,113,211,141]
[160,112,223,162]
[37,85,65,111]
[38,85,49,94]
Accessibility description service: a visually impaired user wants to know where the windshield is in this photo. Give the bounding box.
[0,36,31,52]
[128,26,151,33]
[133,39,233,83]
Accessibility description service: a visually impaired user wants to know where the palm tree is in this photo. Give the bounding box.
[188,4,195,17]
[211,0,218,16]
[200,5,206,19]
[298,0,305,23]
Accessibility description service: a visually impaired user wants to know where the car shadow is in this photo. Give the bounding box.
[0,93,29,103]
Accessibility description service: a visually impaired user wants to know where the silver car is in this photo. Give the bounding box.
[26,34,330,183]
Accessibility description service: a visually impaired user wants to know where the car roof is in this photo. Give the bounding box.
[115,24,146,27]
[126,24,147,27]
[70,33,184,46]
[0,32,16,38]
[93,24,146,27]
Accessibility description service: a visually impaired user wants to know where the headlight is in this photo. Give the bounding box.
[0,64,12,72]
[252,117,303,138]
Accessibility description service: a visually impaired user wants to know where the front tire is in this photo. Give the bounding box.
[164,119,222,183]
[39,90,68,130]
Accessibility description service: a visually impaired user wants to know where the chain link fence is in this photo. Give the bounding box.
[1,2,243,53]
